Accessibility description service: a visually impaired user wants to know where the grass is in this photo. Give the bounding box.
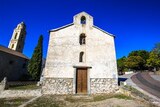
[8,84,41,90]
[26,95,66,107]
[113,94,133,100]
[93,94,133,101]
[123,85,150,101]
[116,106,123,107]
[0,97,30,107]
[25,94,152,107]
[65,94,133,103]
[122,85,157,107]
[25,94,133,107]
[65,95,93,102]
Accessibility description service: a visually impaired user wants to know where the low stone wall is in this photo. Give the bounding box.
[90,78,118,94]
[8,81,37,86]
[155,71,160,75]
[0,89,41,98]
[0,77,8,92]
[42,78,73,94]
[125,71,134,75]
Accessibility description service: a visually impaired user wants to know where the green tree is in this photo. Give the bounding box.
[147,51,160,71]
[117,56,127,72]
[128,50,149,70]
[128,50,149,59]
[147,43,160,71]
[153,43,160,55]
[28,35,43,80]
[125,56,145,71]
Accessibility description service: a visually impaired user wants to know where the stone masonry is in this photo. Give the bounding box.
[42,78,73,94]
[90,78,118,94]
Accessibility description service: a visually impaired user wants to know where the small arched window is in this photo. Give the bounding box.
[79,52,84,62]
[14,33,17,39]
[81,16,86,24]
[9,60,14,65]
[11,44,14,49]
[79,34,86,45]
[18,25,21,29]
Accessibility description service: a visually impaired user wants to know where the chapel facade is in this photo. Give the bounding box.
[42,12,118,94]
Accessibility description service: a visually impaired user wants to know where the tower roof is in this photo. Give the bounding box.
[74,11,93,18]
[17,22,26,28]
[20,22,25,25]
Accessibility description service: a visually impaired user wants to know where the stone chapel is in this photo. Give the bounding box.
[0,22,28,81]
[42,12,118,94]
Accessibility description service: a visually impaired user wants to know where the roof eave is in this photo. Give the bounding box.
[49,23,74,33]
[93,25,115,38]
[0,45,29,59]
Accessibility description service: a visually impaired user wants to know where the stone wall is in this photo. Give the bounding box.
[90,78,118,94]
[42,78,73,94]
[0,50,28,81]
[0,77,8,92]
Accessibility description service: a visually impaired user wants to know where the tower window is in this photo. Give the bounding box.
[14,33,17,39]
[18,25,21,29]
[79,34,86,45]
[9,60,14,65]
[11,44,14,49]
[79,52,84,62]
[81,16,86,24]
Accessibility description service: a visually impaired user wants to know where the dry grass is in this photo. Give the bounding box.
[0,97,31,107]
[26,94,135,107]
[93,94,133,101]
[0,92,155,107]
[26,95,67,107]
[8,85,41,90]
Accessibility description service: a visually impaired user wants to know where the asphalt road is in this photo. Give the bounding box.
[131,72,160,98]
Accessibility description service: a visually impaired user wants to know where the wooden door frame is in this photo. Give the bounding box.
[73,66,92,94]
[76,68,88,94]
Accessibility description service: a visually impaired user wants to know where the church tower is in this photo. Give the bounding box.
[8,22,26,53]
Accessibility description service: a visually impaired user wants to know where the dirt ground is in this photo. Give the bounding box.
[25,94,156,107]
[77,98,152,107]
[0,97,32,107]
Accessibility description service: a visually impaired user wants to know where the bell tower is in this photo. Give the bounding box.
[8,22,26,53]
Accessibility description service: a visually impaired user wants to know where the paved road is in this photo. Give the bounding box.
[131,72,160,98]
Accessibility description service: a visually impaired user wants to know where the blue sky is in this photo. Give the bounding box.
[0,0,160,59]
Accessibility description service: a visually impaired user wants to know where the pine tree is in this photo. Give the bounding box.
[28,35,43,80]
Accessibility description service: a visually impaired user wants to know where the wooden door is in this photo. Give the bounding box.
[76,68,87,94]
